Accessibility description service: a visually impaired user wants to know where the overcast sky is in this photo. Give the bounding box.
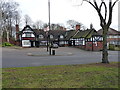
[14,0,119,30]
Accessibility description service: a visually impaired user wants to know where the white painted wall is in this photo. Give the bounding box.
[22,40,31,47]
[22,33,35,37]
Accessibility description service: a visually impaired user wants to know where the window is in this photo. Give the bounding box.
[39,34,44,39]
[110,41,115,44]
[22,40,31,47]
[26,28,31,31]
[60,35,64,39]
[50,35,54,39]
[25,33,31,37]
[113,36,118,38]
[24,41,30,45]
[23,28,33,33]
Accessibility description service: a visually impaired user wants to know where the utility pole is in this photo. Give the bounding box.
[46,31,49,52]
[48,0,50,30]
[48,0,51,55]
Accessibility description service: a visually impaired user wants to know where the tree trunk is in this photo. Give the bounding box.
[0,30,3,38]
[6,31,10,43]
[102,27,109,63]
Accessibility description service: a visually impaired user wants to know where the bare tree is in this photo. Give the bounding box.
[14,11,21,25]
[51,24,56,30]
[24,14,33,26]
[42,23,65,30]
[43,23,48,28]
[0,0,20,42]
[67,20,79,29]
[51,23,60,30]
[50,23,65,30]
[67,20,86,30]
[33,20,44,29]
[0,2,3,38]
[118,2,120,31]
[82,0,119,63]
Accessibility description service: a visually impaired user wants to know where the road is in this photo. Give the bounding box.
[2,47,119,68]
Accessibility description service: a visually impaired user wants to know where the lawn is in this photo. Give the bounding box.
[2,62,119,88]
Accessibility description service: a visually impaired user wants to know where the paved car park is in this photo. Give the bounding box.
[2,47,119,68]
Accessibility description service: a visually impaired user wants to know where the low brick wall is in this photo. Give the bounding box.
[85,42,103,51]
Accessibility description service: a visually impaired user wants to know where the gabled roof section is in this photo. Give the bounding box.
[73,29,101,39]
[82,29,92,38]
[22,25,34,32]
[19,25,47,37]
[33,29,46,36]
[72,29,91,39]
[72,30,83,39]
[98,28,120,35]
[65,30,77,40]
[19,25,36,35]
[48,30,66,40]
[86,29,101,38]
[33,29,40,35]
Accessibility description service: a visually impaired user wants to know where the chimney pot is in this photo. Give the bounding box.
[76,25,80,30]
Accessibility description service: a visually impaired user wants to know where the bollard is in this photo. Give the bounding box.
[52,50,55,55]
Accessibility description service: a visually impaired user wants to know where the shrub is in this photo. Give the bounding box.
[114,47,120,51]
[109,44,120,51]
[2,42,14,47]
[109,44,115,50]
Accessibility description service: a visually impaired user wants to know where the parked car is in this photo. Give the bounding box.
[51,43,58,48]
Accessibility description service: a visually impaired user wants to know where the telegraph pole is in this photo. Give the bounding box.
[48,0,50,30]
[48,0,51,55]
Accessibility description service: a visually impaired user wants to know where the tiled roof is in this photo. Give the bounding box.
[48,30,66,40]
[20,26,66,40]
[86,29,100,38]
[20,25,37,36]
[98,28,120,35]
[73,29,100,39]
[82,29,92,38]
[65,30,77,40]
[33,29,46,36]
[72,30,83,39]
[19,25,103,41]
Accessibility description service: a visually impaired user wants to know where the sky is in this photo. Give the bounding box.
[14,0,119,30]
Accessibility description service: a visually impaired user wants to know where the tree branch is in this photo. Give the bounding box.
[107,1,112,27]
[99,2,103,10]
[93,0,99,10]
[112,0,119,8]
[83,0,96,9]
[94,0,106,26]
[102,2,107,21]
[84,0,106,27]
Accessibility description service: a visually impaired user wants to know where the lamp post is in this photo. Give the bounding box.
[48,0,51,55]
[48,0,50,30]
[46,31,49,52]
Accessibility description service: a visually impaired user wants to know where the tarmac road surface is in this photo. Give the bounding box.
[2,47,119,68]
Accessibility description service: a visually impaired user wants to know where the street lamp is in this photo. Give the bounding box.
[46,31,49,52]
[48,0,51,55]
[48,0,50,30]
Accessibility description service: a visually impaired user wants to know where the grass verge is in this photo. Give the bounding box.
[2,62,119,88]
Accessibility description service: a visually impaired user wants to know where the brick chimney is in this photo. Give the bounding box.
[16,24,20,46]
[76,25,80,30]
[16,24,19,40]
[63,28,66,31]
[60,26,64,30]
